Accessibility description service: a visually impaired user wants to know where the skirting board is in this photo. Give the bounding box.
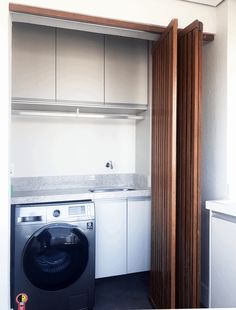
[201,281,209,307]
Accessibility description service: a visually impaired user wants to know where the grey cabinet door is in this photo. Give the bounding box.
[56,29,104,103]
[12,23,55,100]
[105,35,148,105]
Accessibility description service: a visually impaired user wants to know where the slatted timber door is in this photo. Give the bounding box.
[150,19,178,309]
[176,20,203,308]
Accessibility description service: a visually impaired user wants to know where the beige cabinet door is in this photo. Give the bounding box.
[56,29,104,103]
[12,23,55,100]
[105,35,148,105]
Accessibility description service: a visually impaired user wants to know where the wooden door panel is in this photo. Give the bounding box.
[150,19,178,309]
[176,20,203,308]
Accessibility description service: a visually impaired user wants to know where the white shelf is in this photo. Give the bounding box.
[12,98,147,120]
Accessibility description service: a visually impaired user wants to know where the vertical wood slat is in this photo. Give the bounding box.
[150,19,177,309]
[176,20,203,309]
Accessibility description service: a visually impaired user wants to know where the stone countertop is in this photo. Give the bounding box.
[11,187,151,205]
[206,200,236,217]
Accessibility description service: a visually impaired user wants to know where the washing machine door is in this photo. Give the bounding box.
[23,223,89,291]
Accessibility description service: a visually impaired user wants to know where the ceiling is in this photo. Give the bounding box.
[178,0,224,6]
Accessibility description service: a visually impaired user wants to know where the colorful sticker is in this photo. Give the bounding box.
[16,293,28,310]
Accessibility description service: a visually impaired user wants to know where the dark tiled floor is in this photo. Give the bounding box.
[94,272,152,310]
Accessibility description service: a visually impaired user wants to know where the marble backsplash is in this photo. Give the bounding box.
[11,174,148,192]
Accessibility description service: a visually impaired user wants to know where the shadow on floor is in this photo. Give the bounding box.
[94,272,152,310]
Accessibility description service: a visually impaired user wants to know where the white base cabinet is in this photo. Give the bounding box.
[210,212,236,308]
[127,198,151,273]
[95,197,151,279]
[95,199,127,279]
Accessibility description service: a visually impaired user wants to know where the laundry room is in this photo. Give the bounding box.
[10,8,152,310]
[2,1,235,310]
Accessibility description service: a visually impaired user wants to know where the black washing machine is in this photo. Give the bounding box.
[11,201,95,310]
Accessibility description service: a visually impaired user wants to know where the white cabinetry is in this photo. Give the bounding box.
[210,212,236,308]
[12,23,55,100]
[127,198,151,273]
[95,199,127,279]
[56,29,104,102]
[95,197,151,279]
[105,36,148,105]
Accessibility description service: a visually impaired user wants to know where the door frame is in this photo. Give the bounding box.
[9,3,214,42]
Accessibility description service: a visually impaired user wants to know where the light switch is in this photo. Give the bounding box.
[10,164,15,176]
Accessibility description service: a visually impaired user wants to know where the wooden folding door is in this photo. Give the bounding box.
[151,19,202,309]
[150,19,178,309]
[176,20,203,309]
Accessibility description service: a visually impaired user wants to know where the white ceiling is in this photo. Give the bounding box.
[179,0,224,7]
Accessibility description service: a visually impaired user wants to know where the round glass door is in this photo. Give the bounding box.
[23,224,89,291]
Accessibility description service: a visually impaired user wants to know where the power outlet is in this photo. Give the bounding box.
[10,164,15,176]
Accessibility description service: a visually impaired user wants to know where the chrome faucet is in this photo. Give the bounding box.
[105,161,113,169]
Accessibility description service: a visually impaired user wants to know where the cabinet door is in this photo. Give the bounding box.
[211,215,236,308]
[105,35,148,105]
[95,199,126,279]
[57,29,104,102]
[127,198,151,273]
[12,23,55,99]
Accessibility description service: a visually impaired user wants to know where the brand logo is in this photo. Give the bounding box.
[16,293,28,310]
[87,222,93,229]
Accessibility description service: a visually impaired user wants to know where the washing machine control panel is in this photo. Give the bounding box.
[47,201,95,222]
[15,201,95,225]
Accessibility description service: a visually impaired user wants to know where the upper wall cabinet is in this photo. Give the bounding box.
[12,24,149,113]
[105,36,148,105]
[12,23,55,100]
[56,29,104,103]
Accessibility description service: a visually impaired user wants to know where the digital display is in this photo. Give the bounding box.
[69,205,85,216]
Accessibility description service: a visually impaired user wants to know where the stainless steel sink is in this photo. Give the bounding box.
[89,188,136,193]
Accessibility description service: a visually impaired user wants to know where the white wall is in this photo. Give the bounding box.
[11,117,136,177]
[136,110,151,179]
[202,1,228,202]
[227,0,236,200]
[201,0,229,306]
[0,2,11,310]
[136,44,152,181]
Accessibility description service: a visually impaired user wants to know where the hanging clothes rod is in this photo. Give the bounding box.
[12,109,144,120]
